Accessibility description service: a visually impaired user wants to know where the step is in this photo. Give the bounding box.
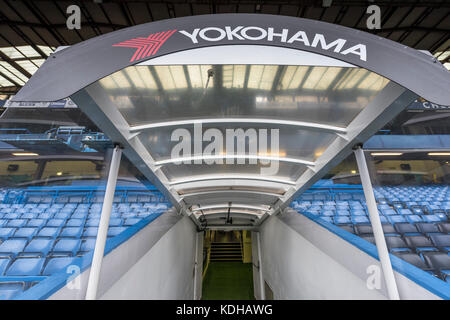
[211,246,241,249]
[210,258,242,261]
[211,253,241,255]
[211,242,241,245]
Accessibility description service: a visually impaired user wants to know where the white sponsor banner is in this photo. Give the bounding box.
[4,97,78,108]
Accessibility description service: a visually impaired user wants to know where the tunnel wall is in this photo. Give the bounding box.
[47,210,199,299]
[258,209,443,300]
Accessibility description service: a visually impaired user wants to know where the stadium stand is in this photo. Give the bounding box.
[0,187,171,299]
[291,185,450,283]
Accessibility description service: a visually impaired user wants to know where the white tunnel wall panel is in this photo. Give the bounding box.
[258,210,441,300]
[100,215,198,300]
[48,211,199,300]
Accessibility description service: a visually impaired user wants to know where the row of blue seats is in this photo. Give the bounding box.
[393,252,450,282]
[23,194,166,204]
[1,256,81,277]
[0,238,98,259]
[0,224,136,244]
[342,222,450,236]
[293,201,450,212]
[341,226,450,253]
[0,215,151,229]
[0,202,169,208]
[0,210,160,220]
[0,282,34,300]
[0,189,170,299]
[359,234,450,255]
[316,214,447,225]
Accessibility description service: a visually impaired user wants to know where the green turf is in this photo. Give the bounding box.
[202,262,255,300]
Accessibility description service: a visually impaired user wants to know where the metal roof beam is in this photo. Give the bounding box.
[129,118,347,134]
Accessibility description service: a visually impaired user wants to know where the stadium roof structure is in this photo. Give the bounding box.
[0,0,449,95]
[12,14,450,229]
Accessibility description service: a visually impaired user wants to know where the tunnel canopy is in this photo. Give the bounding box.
[12,14,450,228]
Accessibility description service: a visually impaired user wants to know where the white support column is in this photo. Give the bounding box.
[193,232,199,300]
[85,145,122,300]
[354,146,400,300]
[256,232,266,300]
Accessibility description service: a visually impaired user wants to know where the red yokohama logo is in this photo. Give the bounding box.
[112,29,177,62]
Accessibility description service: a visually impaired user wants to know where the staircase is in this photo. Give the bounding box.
[210,242,242,262]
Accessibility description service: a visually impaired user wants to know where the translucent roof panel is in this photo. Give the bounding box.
[139,123,337,163]
[76,59,412,228]
[99,65,390,128]
[160,162,307,183]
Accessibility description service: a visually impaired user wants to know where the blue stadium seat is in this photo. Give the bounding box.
[26,219,46,228]
[71,212,87,219]
[378,216,389,224]
[336,209,350,216]
[46,219,66,228]
[398,209,413,215]
[351,216,370,225]
[411,207,424,215]
[38,213,54,219]
[380,209,397,216]
[86,219,100,227]
[351,210,366,216]
[23,239,55,256]
[423,253,450,280]
[429,235,450,252]
[392,253,432,271]
[123,218,141,226]
[59,227,83,238]
[6,258,45,276]
[21,213,39,219]
[0,283,24,300]
[320,217,333,223]
[54,212,71,220]
[13,228,38,241]
[66,219,85,227]
[405,215,423,224]
[394,223,420,235]
[334,216,351,225]
[109,218,122,227]
[422,215,442,223]
[0,240,27,257]
[52,239,81,256]
[42,257,78,276]
[83,227,98,238]
[6,220,26,228]
[416,223,440,235]
[4,213,20,219]
[438,223,450,233]
[80,239,96,252]
[37,227,60,238]
[122,212,137,219]
[339,225,354,234]
[361,235,375,244]
[385,236,410,253]
[108,227,126,237]
[388,215,407,224]
[322,210,334,217]
[0,258,10,275]
[0,228,15,240]
[404,235,438,254]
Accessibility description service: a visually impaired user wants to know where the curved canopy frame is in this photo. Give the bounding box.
[12,14,450,228]
[13,14,450,105]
